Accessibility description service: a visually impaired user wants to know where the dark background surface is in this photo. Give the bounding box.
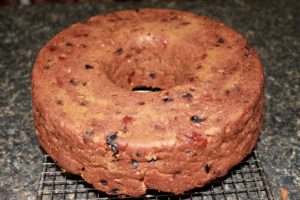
[0,0,186,6]
[0,0,299,199]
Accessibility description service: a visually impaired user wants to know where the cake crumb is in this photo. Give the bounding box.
[280,187,288,200]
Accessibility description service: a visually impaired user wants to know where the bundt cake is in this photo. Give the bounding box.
[31,8,264,196]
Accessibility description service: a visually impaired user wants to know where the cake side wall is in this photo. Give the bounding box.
[32,91,264,196]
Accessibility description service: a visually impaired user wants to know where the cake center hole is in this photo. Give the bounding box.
[132,86,162,92]
[103,34,193,91]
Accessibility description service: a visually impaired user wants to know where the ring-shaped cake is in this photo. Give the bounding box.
[32,9,264,196]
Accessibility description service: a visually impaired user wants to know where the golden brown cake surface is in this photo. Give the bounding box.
[31,8,264,196]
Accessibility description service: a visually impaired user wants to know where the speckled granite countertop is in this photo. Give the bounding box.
[0,0,299,199]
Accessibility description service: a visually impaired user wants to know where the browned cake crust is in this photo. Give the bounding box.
[31,9,264,196]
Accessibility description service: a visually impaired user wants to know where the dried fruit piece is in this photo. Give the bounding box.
[55,99,63,105]
[123,116,134,124]
[204,164,210,173]
[100,180,107,186]
[85,130,93,137]
[110,188,119,194]
[114,48,123,55]
[85,64,94,69]
[106,132,117,143]
[182,93,193,99]
[65,42,73,47]
[106,132,119,157]
[217,38,224,44]
[69,79,80,86]
[131,160,138,168]
[149,72,156,79]
[190,115,205,123]
[162,97,174,102]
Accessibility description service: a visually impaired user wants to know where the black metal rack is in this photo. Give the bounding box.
[37,150,274,200]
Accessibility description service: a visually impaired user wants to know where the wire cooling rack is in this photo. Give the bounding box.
[37,150,274,200]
